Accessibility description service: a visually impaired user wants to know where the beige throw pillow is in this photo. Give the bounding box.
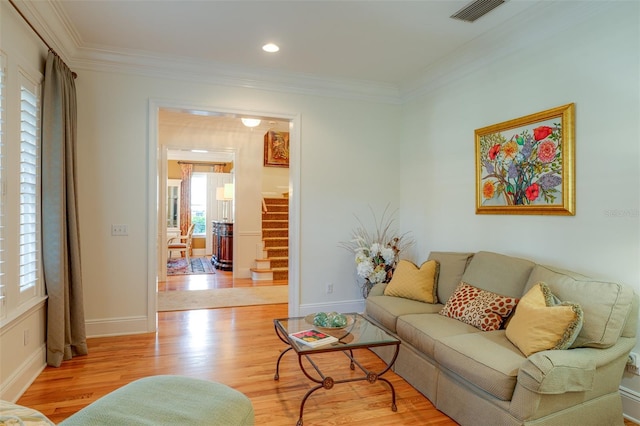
[506,282,583,357]
[384,259,439,304]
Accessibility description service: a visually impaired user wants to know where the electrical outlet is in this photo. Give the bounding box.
[626,352,640,375]
[326,283,334,294]
[111,224,128,236]
[626,364,640,375]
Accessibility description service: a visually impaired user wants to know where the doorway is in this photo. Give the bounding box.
[149,102,301,316]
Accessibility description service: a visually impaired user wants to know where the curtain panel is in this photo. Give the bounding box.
[180,163,193,236]
[41,52,88,367]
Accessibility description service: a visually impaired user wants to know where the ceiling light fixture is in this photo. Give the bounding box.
[241,118,261,128]
[262,43,279,53]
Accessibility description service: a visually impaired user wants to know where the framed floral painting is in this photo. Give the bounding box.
[475,103,575,215]
[264,130,290,168]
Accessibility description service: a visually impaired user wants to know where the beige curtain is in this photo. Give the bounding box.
[41,51,88,367]
[180,163,193,236]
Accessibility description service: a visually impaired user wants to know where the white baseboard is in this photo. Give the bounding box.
[85,315,153,338]
[0,344,46,402]
[299,299,365,316]
[621,385,640,423]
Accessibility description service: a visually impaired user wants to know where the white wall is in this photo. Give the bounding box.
[399,1,640,400]
[262,166,289,197]
[74,70,401,336]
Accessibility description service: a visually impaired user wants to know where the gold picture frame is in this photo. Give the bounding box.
[264,130,290,168]
[475,103,575,215]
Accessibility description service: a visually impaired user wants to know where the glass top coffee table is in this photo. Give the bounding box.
[273,313,400,426]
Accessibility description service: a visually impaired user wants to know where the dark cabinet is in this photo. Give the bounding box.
[211,221,233,271]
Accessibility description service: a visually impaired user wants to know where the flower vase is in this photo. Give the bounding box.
[362,279,374,299]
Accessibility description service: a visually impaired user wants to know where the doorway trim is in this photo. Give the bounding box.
[147,99,301,330]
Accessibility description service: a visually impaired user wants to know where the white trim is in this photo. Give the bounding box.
[621,385,640,424]
[73,52,401,105]
[299,300,365,318]
[148,99,301,318]
[85,315,151,338]
[0,343,46,402]
[0,296,46,330]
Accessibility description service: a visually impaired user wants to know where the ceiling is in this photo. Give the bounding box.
[13,0,602,102]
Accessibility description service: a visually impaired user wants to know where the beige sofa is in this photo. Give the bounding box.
[365,251,638,426]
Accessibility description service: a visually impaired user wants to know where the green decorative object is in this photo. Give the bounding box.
[313,312,328,326]
[313,312,347,328]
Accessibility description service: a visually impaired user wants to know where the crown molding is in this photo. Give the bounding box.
[13,0,616,106]
[14,0,401,104]
[70,47,403,104]
[399,0,615,102]
[11,0,81,65]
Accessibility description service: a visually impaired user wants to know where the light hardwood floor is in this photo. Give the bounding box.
[159,257,288,291]
[16,269,639,425]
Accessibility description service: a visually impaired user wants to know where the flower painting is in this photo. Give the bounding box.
[475,104,575,215]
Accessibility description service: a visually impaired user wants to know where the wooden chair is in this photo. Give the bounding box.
[168,223,195,269]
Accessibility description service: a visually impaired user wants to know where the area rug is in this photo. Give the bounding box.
[158,286,288,312]
[167,257,215,275]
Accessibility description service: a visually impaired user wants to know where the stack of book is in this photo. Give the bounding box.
[288,329,338,347]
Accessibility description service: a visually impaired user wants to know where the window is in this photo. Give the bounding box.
[191,173,207,234]
[19,71,40,301]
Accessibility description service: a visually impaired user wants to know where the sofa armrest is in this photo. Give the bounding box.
[369,283,387,297]
[517,337,635,394]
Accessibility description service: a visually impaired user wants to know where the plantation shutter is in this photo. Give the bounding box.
[19,73,40,300]
[0,54,5,316]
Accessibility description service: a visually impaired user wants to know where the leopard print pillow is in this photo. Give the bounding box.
[439,281,519,331]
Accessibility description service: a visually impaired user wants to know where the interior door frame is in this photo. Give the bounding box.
[146,99,301,330]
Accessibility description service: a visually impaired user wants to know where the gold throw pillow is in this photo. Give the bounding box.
[506,282,583,357]
[384,259,439,304]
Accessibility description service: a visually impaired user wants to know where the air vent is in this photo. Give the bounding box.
[451,0,506,23]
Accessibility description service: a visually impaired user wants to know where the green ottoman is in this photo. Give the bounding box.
[59,375,254,425]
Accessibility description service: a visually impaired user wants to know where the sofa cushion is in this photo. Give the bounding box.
[384,259,439,303]
[365,295,442,333]
[461,251,535,298]
[427,251,474,303]
[524,264,635,348]
[435,331,525,401]
[397,312,481,359]
[58,375,255,426]
[439,282,519,331]
[506,282,583,356]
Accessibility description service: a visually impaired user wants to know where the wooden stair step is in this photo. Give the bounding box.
[250,268,274,281]
[261,220,288,228]
[256,197,289,283]
[264,205,288,213]
[263,197,289,204]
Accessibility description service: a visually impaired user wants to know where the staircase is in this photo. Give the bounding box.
[250,197,288,281]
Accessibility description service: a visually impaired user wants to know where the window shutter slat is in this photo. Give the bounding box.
[19,79,40,296]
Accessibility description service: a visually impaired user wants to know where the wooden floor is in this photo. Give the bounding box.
[158,256,288,292]
[16,269,639,425]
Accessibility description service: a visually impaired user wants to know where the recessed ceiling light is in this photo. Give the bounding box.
[262,43,279,53]
[191,149,208,153]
